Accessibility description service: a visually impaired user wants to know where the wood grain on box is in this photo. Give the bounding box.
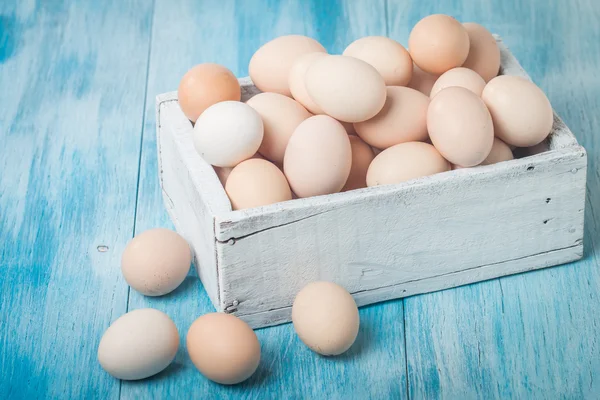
[156,39,587,328]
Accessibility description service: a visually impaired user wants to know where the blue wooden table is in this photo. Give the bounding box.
[1,1,599,399]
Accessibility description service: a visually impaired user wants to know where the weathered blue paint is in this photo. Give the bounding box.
[0,0,598,399]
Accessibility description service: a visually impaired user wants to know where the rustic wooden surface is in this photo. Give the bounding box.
[0,0,598,399]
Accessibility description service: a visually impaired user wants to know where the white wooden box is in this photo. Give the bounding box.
[155,37,587,329]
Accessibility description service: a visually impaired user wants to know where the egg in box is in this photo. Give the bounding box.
[157,17,585,329]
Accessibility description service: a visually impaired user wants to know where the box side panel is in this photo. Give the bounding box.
[156,96,225,310]
[217,147,586,321]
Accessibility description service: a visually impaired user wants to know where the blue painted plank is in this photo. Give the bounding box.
[386,0,600,398]
[0,0,153,398]
[121,0,408,399]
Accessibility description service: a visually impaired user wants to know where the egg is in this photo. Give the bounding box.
[214,153,263,186]
[246,92,311,164]
[481,137,514,165]
[249,35,326,96]
[342,136,375,191]
[288,52,328,114]
[187,313,260,385]
[367,142,450,186]
[342,36,413,86]
[178,64,241,122]
[482,75,553,147]
[408,14,470,75]
[225,158,292,210]
[292,281,359,356]
[354,86,429,149]
[98,309,179,380]
[407,63,439,95]
[430,67,486,97]
[462,23,500,82]
[428,87,494,167]
[284,115,352,197]
[305,55,386,123]
[121,228,191,296]
[193,101,264,167]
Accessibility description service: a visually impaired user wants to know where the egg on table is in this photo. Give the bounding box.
[187,313,261,385]
[98,309,179,380]
[121,228,191,296]
[292,281,360,356]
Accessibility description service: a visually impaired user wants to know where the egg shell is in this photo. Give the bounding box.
[342,136,375,191]
[225,158,292,210]
[178,64,241,122]
[482,75,553,147]
[213,153,263,186]
[249,35,326,97]
[284,115,352,198]
[462,23,501,82]
[366,142,450,186]
[408,14,470,75]
[305,55,387,123]
[354,86,429,149]
[428,86,494,167]
[430,67,486,97]
[193,101,264,167]
[343,36,413,86]
[121,228,191,296]
[481,137,514,165]
[292,281,359,356]
[98,309,179,380]
[408,63,439,95]
[288,52,328,114]
[187,313,260,385]
[246,92,311,164]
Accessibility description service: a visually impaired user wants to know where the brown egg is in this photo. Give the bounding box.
[288,52,328,114]
[482,75,553,147]
[187,313,260,385]
[178,64,241,122]
[367,142,450,186]
[428,87,494,167]
[408,14,470,75]
[249,35,326,96]
[121,228,191,296]
[292,281,359,356]
[354,86,429,149]
[342,136,375,191]
[430,67,486,98]
[284,115,352,198]
[462,23,500,82]
[214,153,263,186]
[246,93,311,164]
[225,159,292,210]
[481,138,514,165]
[407,63,439,95]
[343,36,413,86]
[305,55,387,123]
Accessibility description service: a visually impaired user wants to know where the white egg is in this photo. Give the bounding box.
[98,309,179,380]
[193,101,264,167]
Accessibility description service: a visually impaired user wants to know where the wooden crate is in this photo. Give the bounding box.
[155,37,587,329]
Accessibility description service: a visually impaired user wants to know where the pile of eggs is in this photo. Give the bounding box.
[179,14,554,211]
[98,229,359,384]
